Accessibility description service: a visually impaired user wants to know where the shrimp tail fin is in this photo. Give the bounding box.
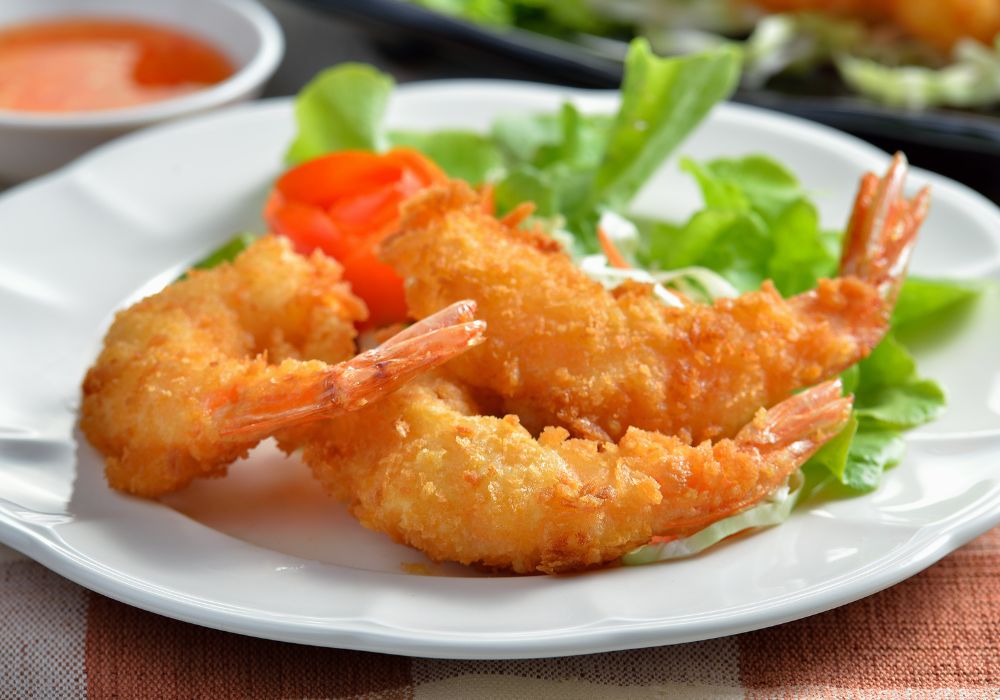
[839,152,930,307]
[215,300,487,440]
[649,380,853,538]
[736,379,854,464]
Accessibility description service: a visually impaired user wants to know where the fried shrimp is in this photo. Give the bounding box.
[81,235,486,497]
[748,0,1000,51]
[887,0,1000,52]
[298,374,851,573]
[382,154,927,443]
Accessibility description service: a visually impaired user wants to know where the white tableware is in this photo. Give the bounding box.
[1,82,998,659]
[0,0,283,182]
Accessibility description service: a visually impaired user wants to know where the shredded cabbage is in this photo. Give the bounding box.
[621,470,805,564]
[741,13,864,88]
[741,13,1000,109]
[597,210,641,256]
[836,38,1000,109]
[579,254,739,305]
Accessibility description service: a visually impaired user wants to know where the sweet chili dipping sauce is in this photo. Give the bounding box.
[0,18,235,112]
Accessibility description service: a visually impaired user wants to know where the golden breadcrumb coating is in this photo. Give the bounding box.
[81,236,365,497]
[381,178,922,442]
[297,373,850,573]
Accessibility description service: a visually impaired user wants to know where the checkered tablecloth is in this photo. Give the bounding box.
[3,527,997,698]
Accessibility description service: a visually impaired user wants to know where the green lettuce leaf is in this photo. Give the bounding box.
[836,38,1000,110]
[287,64,394,163]
[681,155,802,220]
[178,232,258,280]
[488,43,740,249]
[388,130,504,184]
[893,276,981,330]
[641,209,769,290]
[408,0,615,35]
[490,104,607,223]
[766,198,839,295]
[639,152,971,494]
[803,332,946,493]
[410,0,514,26]
[641,154,838,295]
[491,103,611,173]
[494,168,559,217]
[287,64,506,183]
[857,333,916,390]
[841,429,907,491]
[593,39,741,210]
[855,378,946,431]
[806,414,858,486]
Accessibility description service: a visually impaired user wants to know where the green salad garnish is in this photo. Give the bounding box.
[195,38,979,563]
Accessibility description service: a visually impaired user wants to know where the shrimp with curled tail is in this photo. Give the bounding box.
[382,153,927,443]
[298,374,851,573]
[81,235,485,497]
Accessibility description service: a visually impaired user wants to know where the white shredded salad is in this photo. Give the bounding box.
[577,210,740,306]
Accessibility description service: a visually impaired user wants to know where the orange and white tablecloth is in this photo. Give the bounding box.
[2,527,997,698]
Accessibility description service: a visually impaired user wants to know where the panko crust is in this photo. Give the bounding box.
[382,182,884,443]
[295,373,848,574]
[81,236,366,497]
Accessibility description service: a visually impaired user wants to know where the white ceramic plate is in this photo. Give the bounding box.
[1,82,999,660]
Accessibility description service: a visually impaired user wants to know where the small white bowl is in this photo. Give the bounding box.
[0,0,284,183]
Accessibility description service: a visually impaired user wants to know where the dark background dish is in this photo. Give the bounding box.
[291,0,1000,204]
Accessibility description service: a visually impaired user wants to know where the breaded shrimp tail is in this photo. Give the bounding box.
[381,156,926,443]
[298,375,851,574]
[840,152,928,307]
[215,300,486,438]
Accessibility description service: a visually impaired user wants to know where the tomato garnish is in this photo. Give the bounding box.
[341,240,410,330]
[264,147,448,327]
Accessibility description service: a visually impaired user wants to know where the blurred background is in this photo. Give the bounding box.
[1,0,996,200]
[259,0,1000,203]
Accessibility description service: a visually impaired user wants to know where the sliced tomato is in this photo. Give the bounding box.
[264,147,449,327]
[326,179,412,239]
[341,241,408,330]
[274,151,401,208]
[265,194,352,260]
[381,147,448,186]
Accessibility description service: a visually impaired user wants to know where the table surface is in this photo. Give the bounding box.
[3,1,999,697]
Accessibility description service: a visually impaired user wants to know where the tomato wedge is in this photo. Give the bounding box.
[264,148,448,327]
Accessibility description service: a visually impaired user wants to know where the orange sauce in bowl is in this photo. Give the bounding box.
[0,18,235,113]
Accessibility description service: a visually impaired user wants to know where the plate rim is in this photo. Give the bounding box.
[2,83,999,659]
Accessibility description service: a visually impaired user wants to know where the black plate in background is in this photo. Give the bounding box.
[296,0,1000,203]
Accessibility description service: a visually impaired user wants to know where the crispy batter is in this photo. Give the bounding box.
[299,373,850,574]
[81,236,366,497]
[381,165,924,443]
